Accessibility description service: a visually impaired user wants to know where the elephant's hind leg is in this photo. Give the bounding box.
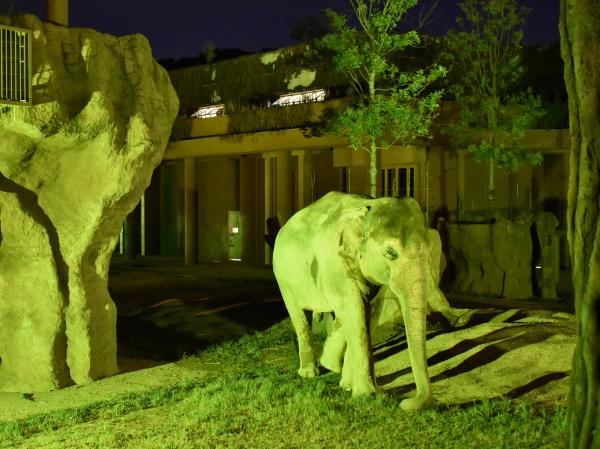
[319,317,346,373]
[280,285,319,378]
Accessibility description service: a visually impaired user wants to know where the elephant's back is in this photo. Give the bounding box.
[273,192,368,280]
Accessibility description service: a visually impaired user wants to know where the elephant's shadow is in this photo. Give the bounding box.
[372,307,520,361]
[371,308,567,400]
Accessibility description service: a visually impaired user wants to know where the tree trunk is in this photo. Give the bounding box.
[369,141,378,198]
[560,2,600,448]
[368,72,378,199]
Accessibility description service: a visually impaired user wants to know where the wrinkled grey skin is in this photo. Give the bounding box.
[273,191,464,410]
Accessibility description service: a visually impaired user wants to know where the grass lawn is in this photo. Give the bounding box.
[0,319,567,449]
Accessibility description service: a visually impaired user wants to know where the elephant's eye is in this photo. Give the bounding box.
[384,247,398,260]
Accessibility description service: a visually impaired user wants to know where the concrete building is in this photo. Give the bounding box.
[119,44,571,274]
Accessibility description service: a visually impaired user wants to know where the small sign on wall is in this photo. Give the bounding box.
[228,210,241,261]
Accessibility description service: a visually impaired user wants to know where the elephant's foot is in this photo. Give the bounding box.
[440,307,476,327]
[400,393,432,411]
[339,376,376,396]
[339,375,352,391]
[319,354,343,373]
[298,363,319,378]
[449,309,477,328]
[350,379,377,397]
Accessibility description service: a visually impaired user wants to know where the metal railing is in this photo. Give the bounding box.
[0,24,32,105]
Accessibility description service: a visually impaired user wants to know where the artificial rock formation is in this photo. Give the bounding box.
[0,15,178,392]
[446,221,532,299]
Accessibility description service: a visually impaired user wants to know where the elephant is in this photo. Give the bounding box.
[272,191,470,410]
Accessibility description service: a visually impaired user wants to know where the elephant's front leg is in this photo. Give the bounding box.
[334,294,376,396]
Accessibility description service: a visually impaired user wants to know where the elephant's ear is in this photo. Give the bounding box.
[336,205,371,296]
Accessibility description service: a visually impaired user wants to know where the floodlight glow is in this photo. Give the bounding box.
[191,104,225,118]
[232,227,239,233]
[272,89,325,106]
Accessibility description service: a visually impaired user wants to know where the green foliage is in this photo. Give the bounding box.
[202,41,217,64]
[442,0,546,174]
[227,102,317,135]
[290,14,331,43]
[167,45,344,116]
[319,0,446,197]
[330,68,446,151]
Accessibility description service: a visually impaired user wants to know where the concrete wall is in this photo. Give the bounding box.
[240,156,264,264]
[144,168,162,256]
[197,159,239,262]
[313,149,341,200]
[131,127,571,269]
[159,160,185,257]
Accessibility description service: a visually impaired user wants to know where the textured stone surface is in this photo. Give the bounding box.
[0,15,178,392]
[447,221,532,298]
[493,220,532,298]
[534,212,560,298]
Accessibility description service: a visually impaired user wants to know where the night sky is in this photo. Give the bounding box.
[8,0,560,61]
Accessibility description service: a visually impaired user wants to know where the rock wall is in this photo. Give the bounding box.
[0,15,179,392]
[446,221,532,298]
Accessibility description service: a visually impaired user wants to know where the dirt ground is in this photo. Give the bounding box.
[0,258,575,421]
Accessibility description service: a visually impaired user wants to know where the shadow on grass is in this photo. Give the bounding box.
[376,320,566,390]
[117,289,288,361]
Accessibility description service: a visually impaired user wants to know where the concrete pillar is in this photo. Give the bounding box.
[264,154,275,264]
[292,150,305,210]
[276,150,293,225]
[124,203,141,260]
[307,151,315,203]
[184,157,197,265]
[47,0,69,26]
[240,157,258,264]
[298,150,315,205]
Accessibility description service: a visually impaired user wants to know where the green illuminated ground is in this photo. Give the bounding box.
[0,260,570,448]
[0,319,566,449]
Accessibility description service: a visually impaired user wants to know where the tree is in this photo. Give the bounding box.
[442,0,545,218]
[202,41,217,64]
[559,1,600,448]
[0,0,23,15]
[320,0,446,198]
[290,14,330,43]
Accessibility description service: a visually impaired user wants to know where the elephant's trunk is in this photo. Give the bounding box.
[392,257,433,411]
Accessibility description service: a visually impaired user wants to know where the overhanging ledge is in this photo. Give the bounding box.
[164,128,349,160]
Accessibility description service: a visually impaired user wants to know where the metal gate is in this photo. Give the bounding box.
[0,24,32,105]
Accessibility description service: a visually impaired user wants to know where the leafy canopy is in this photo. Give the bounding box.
[320,0,446,153]
[442,0,545,172]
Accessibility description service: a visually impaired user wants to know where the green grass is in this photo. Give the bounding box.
[0,320,567,449]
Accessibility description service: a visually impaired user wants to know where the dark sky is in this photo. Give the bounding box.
[9,0,560,61]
